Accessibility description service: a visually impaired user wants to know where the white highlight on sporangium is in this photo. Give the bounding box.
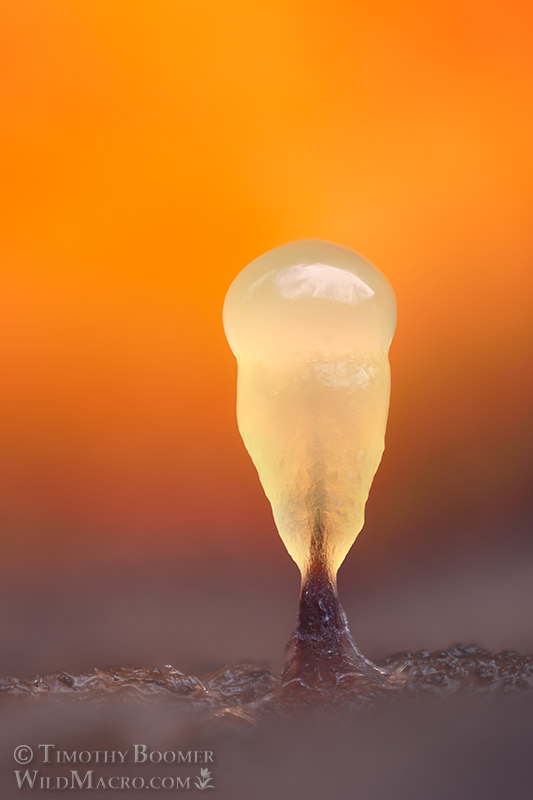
[223,240,396,578]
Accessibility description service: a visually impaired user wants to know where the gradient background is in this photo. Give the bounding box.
[0,1,532,678]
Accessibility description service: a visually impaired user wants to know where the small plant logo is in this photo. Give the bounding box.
[194,768,215,790]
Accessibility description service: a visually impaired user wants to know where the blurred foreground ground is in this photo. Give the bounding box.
[2,684,533,800]
[1,538,533,798]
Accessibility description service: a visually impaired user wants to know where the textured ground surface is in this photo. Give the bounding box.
[2,649,533,799]
[2,547,533,798]
[3,643,533,706]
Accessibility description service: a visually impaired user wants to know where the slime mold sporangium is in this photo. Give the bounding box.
[223,239,397,691]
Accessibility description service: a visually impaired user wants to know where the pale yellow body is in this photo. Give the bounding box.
[224,240,396,576]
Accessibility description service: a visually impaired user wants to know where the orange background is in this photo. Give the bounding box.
[1,0,532,573]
